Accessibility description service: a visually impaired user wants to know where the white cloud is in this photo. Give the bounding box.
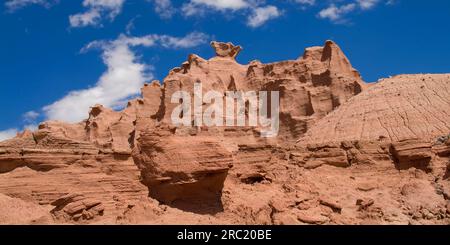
[6,0,127,27]
[69,0,125,28]
[182,0,250,16]
[69,8,102,27]
[23,110,39,122]
[318,3,356,22]
[125,16,139,34]
[0,129,18,142]
[152,0,175,19]
[0,111,41,142]
[157,32,210,48]
[183,0,250,15]
[43,32,209,123]
[4,0,55,11]
[0,124,39,142]
[317,0,383,23]
[247,5,281,28]
[43,38,150,122]
[357,0,379,10]
[182,0,280,27]
[6,0,392,28]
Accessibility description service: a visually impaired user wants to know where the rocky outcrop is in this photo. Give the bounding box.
[390,139,433,171]
[132,129,232,213]
[244,40,364,140]
[296,74,450,174]
[50,193,104,222]
[0,122,148,220]
[210,41,242,59]
[0,40,449,225]
[290,140,389,169]
[303,143,349,168]
[300,74,450,144]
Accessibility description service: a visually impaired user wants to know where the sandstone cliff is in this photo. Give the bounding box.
[0,41,449,225]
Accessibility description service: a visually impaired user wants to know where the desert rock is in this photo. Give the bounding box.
[0,41,449,225]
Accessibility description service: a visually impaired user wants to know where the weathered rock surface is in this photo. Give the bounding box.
[132,129,232,213]
[390,139,433,171]
[0,193,52,224]
[301,74,450,143]
[50,193,105,222]
[0,41,449,225]
[210,41,242,59]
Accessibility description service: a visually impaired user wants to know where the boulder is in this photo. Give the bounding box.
[390,139,432,171]
[50,193,104,222]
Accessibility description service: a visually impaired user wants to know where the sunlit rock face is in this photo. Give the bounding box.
[1,41,449,225]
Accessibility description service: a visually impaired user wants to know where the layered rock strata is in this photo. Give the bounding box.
[0,41,449,224]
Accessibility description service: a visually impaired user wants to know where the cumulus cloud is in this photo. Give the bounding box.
[69,0,125,28]
[0,129,18,142]
[317,0,382,23]
[318,3,356,22]
[6,0,390,28]
[181,0,280,27]
[43,32,209,123]
[43,42,145,122]
[247,5,281,28]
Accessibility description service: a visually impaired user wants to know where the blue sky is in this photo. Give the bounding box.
[1,0,450,140]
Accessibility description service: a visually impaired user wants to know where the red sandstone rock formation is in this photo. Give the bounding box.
[0,41,449,224]
[300,74,450,143]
